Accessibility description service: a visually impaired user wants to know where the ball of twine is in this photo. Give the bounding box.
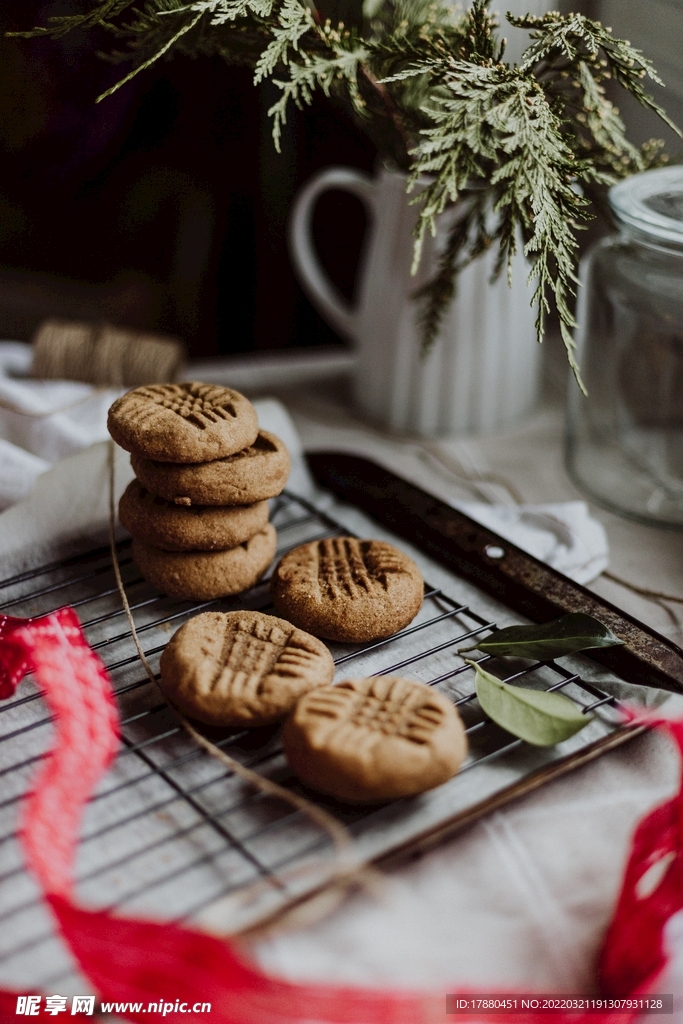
[31,320,185,387]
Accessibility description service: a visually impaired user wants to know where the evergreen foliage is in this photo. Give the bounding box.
[15,0,679,386]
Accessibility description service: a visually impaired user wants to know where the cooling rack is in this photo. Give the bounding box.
[0,453,679,995]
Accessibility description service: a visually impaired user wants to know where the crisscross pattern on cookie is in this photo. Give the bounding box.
[136,383,238,430]
[303,678,446,746]
[271,537,424,643]
[211,616,294,696]
[160,611,334,725]
[313,538,407,600]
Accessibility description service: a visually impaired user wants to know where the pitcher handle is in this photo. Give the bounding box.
[288,167,375,345]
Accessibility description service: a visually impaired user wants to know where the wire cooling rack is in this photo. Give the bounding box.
[0,485,640,993]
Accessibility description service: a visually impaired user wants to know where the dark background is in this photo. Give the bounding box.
[0,2,375,358]
[0,2,680,363]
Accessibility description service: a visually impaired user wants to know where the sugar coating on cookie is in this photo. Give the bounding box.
[108,381,259,463]
[119,479,268,551]
[270,537,424,642]
[283,676,467,802]
[131,430,290,506]
[132,523,276,600]
[160,610,335,727]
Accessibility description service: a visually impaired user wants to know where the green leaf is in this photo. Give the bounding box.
[469,660,592,747]
[463,613,624,661]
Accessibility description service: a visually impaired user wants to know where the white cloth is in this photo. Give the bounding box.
[0,437,50,509]
[0,342,123,455]
[0,342,124,511]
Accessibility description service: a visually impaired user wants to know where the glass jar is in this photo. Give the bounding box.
[566,166,683,526]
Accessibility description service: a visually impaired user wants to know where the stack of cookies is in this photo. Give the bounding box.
[108,382,290,601]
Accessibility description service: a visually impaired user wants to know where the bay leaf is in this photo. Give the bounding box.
[469,659,592,747]
[462,613,623,661]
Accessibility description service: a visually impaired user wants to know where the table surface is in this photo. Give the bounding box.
[244,371,683,998]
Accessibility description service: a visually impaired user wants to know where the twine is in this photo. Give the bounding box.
[602,570,683,631]
[106,440,381,938]
[32,319,185,388]
[602,570,683,607]
[0,320,185,419]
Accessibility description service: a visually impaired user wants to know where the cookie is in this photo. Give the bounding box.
[283,676,467,802]
[270,537,424,642]
[108,382,259,463]
[132,523,276,600]
[159,610,335,727]
[119,479,269,551]
[131,430,290,506]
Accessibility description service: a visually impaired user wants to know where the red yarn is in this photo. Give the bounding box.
[11,608,119,897]
[600,716,683,995]
[0,614,34,698]
[0,609,679,1023]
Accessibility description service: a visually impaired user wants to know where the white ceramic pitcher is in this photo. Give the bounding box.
[289,165,542,436]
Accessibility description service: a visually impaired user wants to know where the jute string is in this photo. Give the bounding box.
[0,321,184,419]
[602,570,683,631]
[107,440,382,939]
[32,320,185,388]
